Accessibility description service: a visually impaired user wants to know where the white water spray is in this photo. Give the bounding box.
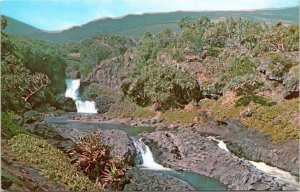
[65,79,97,113]
[207,136,299,189]
[132,138,170,170]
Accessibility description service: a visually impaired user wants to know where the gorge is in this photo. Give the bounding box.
[1,6,299,191]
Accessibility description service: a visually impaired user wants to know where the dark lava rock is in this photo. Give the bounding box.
[24,110,41,124]
[142,129,291,190]
[97,129,136,166]
[83,54,133,91]
[199,120,299,176]
[124,167,194,191]
[24,123,76,151]
[27,120,137,166]
[55,95,77,112]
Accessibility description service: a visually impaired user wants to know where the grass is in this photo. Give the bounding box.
[123,106,156,118]
[208,95,299,142]
[244,98,299,142]
[160,108,199,123]
[8,134,101,191]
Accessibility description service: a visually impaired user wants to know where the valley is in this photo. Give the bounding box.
[1,6,299,191]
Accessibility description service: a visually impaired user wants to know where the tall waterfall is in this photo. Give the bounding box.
[65,79,97,113]
[131,137,170,170]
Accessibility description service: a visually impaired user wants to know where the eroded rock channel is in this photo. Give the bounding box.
[15,112,299,191]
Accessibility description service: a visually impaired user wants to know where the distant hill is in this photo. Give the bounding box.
[3,6,299,43]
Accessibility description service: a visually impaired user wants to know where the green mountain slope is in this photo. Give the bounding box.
[3,6,298,43]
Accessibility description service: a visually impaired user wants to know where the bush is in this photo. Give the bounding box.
[121,65,201,109]
[235,94,276,107]
[1,112,24,139]
[8,134,100,191]
[67,133,127,190]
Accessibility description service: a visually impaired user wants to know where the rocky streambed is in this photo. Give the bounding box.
[7,111,299,191]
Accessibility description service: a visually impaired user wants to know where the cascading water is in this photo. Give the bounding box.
[207,136,300,189]
[131,137,227,190]
[65,79,97,113]
[131,137,170,170]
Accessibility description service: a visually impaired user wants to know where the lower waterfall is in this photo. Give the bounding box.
[65,79,97,113]
[207,136,299,189]
[131,137,170,170]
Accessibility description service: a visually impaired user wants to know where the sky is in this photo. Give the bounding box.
[1,0,298,31]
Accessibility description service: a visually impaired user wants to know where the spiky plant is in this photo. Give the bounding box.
[68,132,127,190]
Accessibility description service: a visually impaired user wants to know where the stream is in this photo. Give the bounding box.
[57,78,299,190]
[207,136,300,189]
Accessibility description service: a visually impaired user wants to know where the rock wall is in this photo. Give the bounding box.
[142,128,294,190]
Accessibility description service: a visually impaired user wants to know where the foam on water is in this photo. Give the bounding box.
[65,79,97,113]
[207,136,299,189]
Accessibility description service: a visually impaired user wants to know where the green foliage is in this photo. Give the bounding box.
[267,54,296,80]
[122,64,201,109]
[258,24,299,52]
[8,134,100,191]
[226,74,268,95]
[13,37,67,93]
[235,94,276,107]
[1,54,30,112]
[1,112,24,139]
[64,34,136,78]
[226,56,257,78]
[82,84,110,99]
[172,50,185,62]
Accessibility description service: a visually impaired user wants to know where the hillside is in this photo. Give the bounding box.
[3,6,299,43]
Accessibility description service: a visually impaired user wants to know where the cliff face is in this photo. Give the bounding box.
[83,51,133,91]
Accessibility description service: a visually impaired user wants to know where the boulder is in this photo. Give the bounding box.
[55,95,77,112]
[24,123,75,151]
[24,110,40,124]
[124,167,195,191]
[97,129,136,166]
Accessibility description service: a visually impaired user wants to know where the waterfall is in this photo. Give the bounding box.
[207,136,299,189]
[65,79,97,113]
[131,137,170,170]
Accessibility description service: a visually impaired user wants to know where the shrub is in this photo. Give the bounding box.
[226,74,268,95]
[267,55,296,80]
[235,94,276,107]
[121,65,201,109]
[67,133,127,190]
[1,112,24,139]
[8,134,100,191]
